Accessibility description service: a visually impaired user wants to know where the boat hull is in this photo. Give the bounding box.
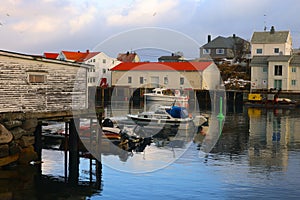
[127,114,194,130]
[144,94,188,102]
[244,102,297,109]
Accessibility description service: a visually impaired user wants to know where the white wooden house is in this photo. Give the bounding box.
[250,27,300,92]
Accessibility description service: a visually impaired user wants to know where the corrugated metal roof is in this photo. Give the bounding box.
[251,31,289,44]
[110,62,213,71]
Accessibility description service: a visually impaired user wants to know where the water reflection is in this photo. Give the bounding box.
[211,107,300,173]
[0,163,101,199]
[2,106,300,199]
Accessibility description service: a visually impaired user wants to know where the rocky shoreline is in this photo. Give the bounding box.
[0,118,38,167]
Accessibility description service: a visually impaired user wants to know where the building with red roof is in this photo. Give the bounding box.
[110,61,221,90]
[55,50,120,87]
[117,52,140,62]
[43,52,59,59]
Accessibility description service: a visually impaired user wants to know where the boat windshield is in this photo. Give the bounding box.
[167,106,189,119]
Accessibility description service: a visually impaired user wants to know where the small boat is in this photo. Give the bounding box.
[127,105,207,130]
[244,93,298,108]
[143,88,188,102]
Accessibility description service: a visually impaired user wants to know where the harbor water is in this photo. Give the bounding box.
[1,105,300,199]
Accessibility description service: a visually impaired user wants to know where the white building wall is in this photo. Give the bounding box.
[85,52,120,87]
[111,63,220,90]
[252,43,289,56]
[251,66,269,90]
[268,61,289,90]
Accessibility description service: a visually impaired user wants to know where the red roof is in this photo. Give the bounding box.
[44,52,59,59]
[110,62,213,71]
[61,51,100,62]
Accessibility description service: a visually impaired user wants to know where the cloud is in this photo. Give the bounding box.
[68,6,97,33]
[106,0,180,26]
[12,16,58,33]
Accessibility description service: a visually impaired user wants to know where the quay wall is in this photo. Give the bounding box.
[0,113,38,167]
[92,87,300,108]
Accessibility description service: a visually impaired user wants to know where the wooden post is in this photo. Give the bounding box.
[68,118,80,185]
[34,121,42,162]
[64,121,69,183]
[95,160,102,190]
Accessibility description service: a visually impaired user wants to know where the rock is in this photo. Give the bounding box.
[3,120,23,129]
[22,118,38,131]
[0,144,9,158]
[18,145,38,165]
[0,154,19,167]
[10,127,26,140]
[19,136,35,147]
[9,142,21,155]
[0,124,13,144]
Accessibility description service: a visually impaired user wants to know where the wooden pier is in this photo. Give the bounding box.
[0,50,103,186]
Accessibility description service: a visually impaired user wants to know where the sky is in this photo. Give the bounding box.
[1,0,300,60]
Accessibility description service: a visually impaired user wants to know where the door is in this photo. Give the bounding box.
[274,79,282,90]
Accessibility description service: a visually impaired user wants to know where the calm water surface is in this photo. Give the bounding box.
[1,106,300,199]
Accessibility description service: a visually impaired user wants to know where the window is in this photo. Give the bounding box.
[274,80,282,89]
[256,48,263,54]
[274,65,282,76]
[90,77,96,83]
[180,77,184,85]
[140,77,144,84]
[128,76,132,84]
[102,68,106,74]
[263,67,268,73]
[164,77,168,85]
[292,80,297,86]
[103,59,106,64]
[292,67,297,72]
[88,77,96,83]
[274,48,279,53]
[203,49,210,54]
[28,74,46,83]
[216,49,224,54]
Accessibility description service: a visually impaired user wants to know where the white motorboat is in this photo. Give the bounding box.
[143,88,189,102]
[127,105,207,130]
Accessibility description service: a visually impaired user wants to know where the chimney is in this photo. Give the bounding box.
[86,49,89,53]
[270,26,275,34]
[208,35,211,43]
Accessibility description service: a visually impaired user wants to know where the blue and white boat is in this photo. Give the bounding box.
[127,105,206,130]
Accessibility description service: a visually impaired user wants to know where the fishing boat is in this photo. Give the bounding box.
[143,88,189,102]
[127,105,207,130]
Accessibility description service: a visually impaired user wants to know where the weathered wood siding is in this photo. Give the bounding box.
[0,51,88,113]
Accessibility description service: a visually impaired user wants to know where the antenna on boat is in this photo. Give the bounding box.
[171,99,176,107]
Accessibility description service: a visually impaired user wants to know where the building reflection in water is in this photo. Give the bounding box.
[248,108,300,172]
[208,107,300,174]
